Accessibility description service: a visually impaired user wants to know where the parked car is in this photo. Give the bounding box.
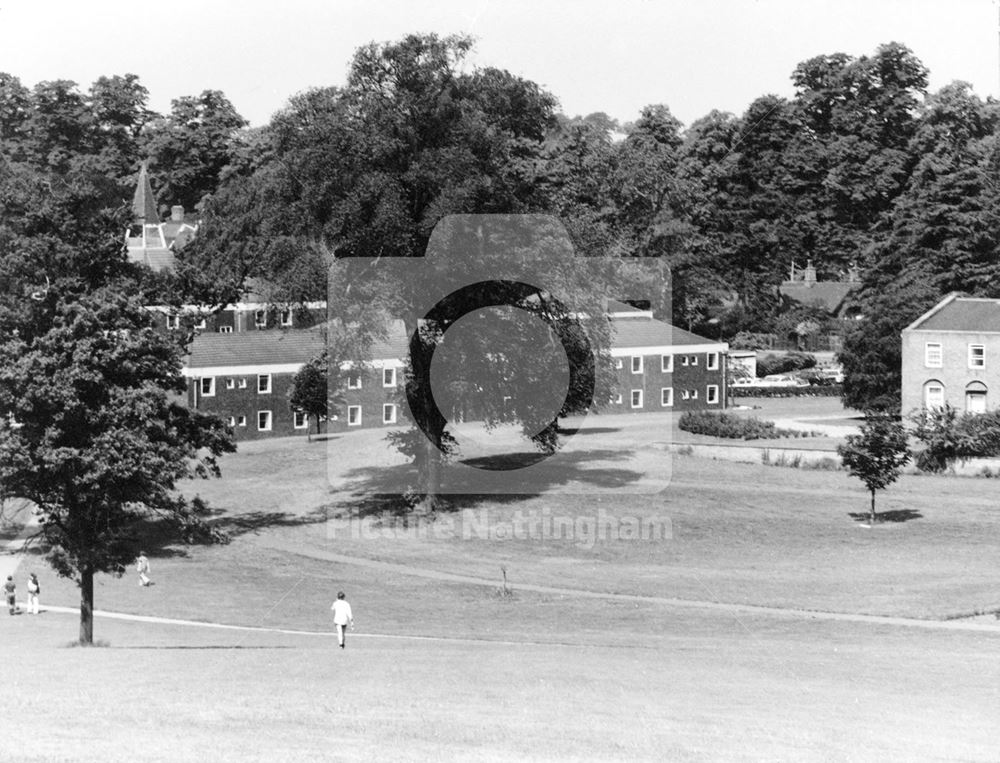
[758,374,809,388]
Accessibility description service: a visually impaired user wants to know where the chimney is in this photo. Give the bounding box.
[804,259,817,286]
[171,205,185,222]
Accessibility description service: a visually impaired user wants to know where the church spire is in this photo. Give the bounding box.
[132,162,159,224]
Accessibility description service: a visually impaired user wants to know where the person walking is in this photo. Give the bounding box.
[331,591,354,649]
[4,576,16,615]
[136,552,151,587]
[25,573,40,615]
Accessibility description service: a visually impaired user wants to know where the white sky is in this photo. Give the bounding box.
[1,0,998,128]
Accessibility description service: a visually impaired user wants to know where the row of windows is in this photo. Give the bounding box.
[923,380,987,413]
[616,353,720,374]
[227,410,315,431]
[346,367,397,390]
[925,342,986,369]
[168,310,295,331]
[614,385,720,408]
[200,374,272,397]
[346,404,398,426]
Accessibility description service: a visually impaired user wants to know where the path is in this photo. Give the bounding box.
[259,538,1000,634]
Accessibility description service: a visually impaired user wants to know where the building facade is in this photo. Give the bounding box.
[901,293,1000,415]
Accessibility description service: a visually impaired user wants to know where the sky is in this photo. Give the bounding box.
[1,0,998,129]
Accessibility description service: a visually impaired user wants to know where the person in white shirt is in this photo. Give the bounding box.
[331,591,354,649]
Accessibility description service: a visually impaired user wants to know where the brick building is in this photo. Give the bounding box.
[901,293,1000,415]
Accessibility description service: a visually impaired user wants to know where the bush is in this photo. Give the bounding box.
[678,411,808,440]
[756,351,817,377]
[911,404,1000,472]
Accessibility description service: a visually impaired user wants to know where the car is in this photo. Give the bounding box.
[758,374,810,388]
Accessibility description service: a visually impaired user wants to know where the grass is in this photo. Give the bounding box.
[7,400,1000,760]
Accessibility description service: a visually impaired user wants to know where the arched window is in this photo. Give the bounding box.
[965,381,987,414]
[923,380,945,410]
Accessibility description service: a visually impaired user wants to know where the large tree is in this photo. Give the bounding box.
[0,158,234,644]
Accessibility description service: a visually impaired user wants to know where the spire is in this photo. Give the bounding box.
[132,162,159,224]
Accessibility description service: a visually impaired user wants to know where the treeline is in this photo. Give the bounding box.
[4,34,999,409]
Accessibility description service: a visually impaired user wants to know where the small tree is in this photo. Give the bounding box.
[288,351,337,440]
[837,412,911,524]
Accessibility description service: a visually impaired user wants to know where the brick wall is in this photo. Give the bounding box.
[608,349,727,413]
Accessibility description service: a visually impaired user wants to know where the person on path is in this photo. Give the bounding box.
[331,591,354,649]
[4,576,16,615]
[136,552,151,587]
[25,573,39,615]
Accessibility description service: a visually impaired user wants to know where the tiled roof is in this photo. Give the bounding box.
[127,247,175,271]
[779,282,855,313]
[609,316,716,347]
[187,330,325,368]
[908,296,1000,333]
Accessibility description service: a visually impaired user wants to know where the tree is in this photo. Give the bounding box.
[289,352,333,440]
[0,156,234,645]
[837,412,910,524]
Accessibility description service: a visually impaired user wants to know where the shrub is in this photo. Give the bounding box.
[756,351,817,377]
[911,404,1000,472]
[679,411,806,440]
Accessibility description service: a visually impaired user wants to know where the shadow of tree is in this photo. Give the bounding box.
[334,446,648,513]
[848,509,923,524]
[214,507,330,539]
[556,426,622,437]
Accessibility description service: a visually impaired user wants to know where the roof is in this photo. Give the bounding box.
[905,294,1000,333]
[187,330,325,368]
[128,247,175,271]
[779,281,856,314]
[132,163,158,224]
[609,316,719,348]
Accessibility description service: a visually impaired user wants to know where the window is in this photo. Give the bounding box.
[225,378,235,390]
[692,389,699,399]
[383,404,397,424]
[969,344,985,369]
[218,325,233,334]
[924,382,945,410]
[706,385,719,404]
[279,309,293,328]
[966,382,987,414]
[681,389,690,400]
[661,355,673,373]
[237,378,248,389]
[254,310,267,329]
[237,415,246,427]
[681,356,689,366]
[166,314,179,330]
[228,416,236,427]
[615,358,624,370]
[194,317,207,330]
[199,377,215,397]
[347,406,362,426]
[925,343,942,368]
[630,389,643,408]
[661,387,673,407]
[257,374,271,394]
[613,392,622,404]
[706,353,719,370]
[257,411,272,431]
[631,356,643,374]
[347,373,362,390]
[293,411,308,429]
[383,367,397,388]
[690,355,698,366]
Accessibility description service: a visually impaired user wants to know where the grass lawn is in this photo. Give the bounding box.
[7,400,1000,760]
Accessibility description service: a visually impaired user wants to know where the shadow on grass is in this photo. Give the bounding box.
[336,447,647,513]
[556,426,622,437]
[214,507,330,539]
[848,509,923,524]
[115,645,300,650]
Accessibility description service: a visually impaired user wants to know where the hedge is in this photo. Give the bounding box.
[678,411,813,440]
[729,384,843,398]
